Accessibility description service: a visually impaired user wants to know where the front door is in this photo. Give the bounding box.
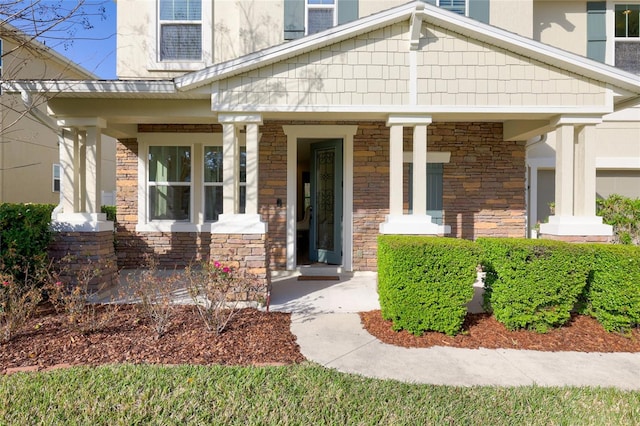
[309,140,343,265]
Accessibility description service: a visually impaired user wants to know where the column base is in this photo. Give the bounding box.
[52,213,114,232]
[539,215,612,237]
[212,214,267,234]
[379,214,451,235]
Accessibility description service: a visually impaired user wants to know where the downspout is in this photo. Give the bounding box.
[20,89,64,220]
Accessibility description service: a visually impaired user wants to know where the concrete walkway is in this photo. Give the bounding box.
[271,272,640,390]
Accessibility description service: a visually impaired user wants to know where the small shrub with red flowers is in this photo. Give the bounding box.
[0,273,41,342]
[45,255,121,334]
[185,260,261,334]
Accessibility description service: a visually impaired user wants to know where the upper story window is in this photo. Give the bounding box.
[159,0,202,61]
[436,0,466,16]
[614,4,640,73]
[306,0,337,35]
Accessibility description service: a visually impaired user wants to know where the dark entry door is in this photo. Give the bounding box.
[309,139,343,265]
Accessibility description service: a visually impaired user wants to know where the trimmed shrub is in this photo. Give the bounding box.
[586,244,640,333]
[378,236,479,336]
[101,205,117,223]
[0,203,55,288]
[478,238,591,333]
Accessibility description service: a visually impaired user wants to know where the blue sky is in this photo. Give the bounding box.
[48,1,118,79]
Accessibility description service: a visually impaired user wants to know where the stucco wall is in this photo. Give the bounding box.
[533,0,587,57]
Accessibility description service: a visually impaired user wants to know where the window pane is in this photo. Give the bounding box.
[204,147,223,182]
[308,9,334,34]
[240,147,247,183]
[440,0,466,15]
[160,0,201,20]
[204,186,223,221]
[160,24,202,60]
[149,146,191,182]
[630,5,640,37]
[240,186,246,214]
[308,0,334,4]
[150,185,190,220]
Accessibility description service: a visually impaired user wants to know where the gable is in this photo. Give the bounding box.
[211,19,609,112]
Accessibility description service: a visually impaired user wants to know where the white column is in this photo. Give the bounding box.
[59,129,78,214]
[540,116,611,237]
[389,124,404,216]
[85,126,102,214]
[245,123,259,215]
[412,124,428,216]
[222,123,238,215]
[78,130,86,212]
[554,124,574,217]
[574,124,597,217]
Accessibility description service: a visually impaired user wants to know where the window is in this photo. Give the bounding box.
[306,0,336,35]
[437,0,466,15]
[614,4,640,73]
[203,146,246,222]
[408,163,444,225]
[148,146,191,221]
[159,0,202,61]
[52,164,61,192]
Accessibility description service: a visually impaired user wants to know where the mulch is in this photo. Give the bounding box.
[360,310,640,353]
[0,305,305,373]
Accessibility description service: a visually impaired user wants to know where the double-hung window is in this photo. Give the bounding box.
[425,0,490,24]
[159,0,202,61]
[408,163,445,225]
[148,146,191,221]
[306,0,336,35]
[52,164,61,192]
[436,0,466,15]
[614,4,640,73]
[203,146,246,222]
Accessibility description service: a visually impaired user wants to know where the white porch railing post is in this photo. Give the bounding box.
[388,124,404,216]
[412,123,429,216]
[222,123,238,215]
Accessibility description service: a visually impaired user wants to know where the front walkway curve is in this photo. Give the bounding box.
[271,272,640,390]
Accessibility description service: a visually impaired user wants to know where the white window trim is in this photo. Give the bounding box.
[52,163,61,193]
[607,1,640,65]
[137,133,253,233]
[305,0,338,36]
[147,144,194,224]
[148,0,212,72]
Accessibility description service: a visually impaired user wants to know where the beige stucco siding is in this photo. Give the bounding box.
[213,20,607,109]
[533,0,587,57]
[213,24,411,107]
[417,25,606,106]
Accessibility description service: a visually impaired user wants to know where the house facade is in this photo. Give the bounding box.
[0,24,117,205]
[5,0,640,292]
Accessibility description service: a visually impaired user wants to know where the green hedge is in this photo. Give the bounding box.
[586,244,640,333]
[596,194,640,245]
[0,203,56,287]
[378,236,479,336]
[478,238,591,333]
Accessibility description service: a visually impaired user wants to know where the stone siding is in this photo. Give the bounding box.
[48,231,118,291]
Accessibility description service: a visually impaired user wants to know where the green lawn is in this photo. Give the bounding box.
[1,363,639,425]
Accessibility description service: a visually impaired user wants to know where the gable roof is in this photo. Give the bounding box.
[175,1,640,96]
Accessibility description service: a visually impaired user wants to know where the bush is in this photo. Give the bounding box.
[478,238,591,333]
[0,203,55,288]
[585,244,640,333]
[101,205,117,223]
[378,236,479,336]
[596,194,640,245]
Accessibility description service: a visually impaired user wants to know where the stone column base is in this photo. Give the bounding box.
[539,216,612,243]
[379,214,451,235]
[48,230,118,292]
[209,233,271,303]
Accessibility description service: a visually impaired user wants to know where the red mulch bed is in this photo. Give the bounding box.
[361,310,640,353]
[1,304,305,373]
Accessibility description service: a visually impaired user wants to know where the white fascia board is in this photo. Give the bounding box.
[3,80,177,95]
[175,2,420,91]
[211,104,614,115]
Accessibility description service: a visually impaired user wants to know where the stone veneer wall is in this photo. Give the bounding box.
[115,130,270,294]
[48,231,118,291]
[115,121,525,274]
[539,234,612,243]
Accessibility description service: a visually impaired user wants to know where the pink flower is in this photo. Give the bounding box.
[222,267,230,274]
[214,261,221,269]
[55,281,63,288]
[2,281,9,287]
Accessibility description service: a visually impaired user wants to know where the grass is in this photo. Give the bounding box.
[1,364,639,425]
